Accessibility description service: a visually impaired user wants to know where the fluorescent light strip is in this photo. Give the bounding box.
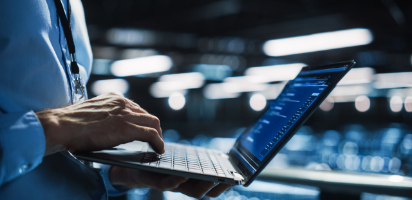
[374,72,412,89]
[203,83,240,99]
[111,55,173,77]
[245,63,306,82]
[338,67,375,85]
[91,79,129,96]
[263,28,373,56]
[159,72,205,89]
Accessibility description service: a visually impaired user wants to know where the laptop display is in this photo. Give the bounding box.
[229,61,354,186]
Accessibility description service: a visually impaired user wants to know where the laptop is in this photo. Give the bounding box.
[74,60,355,187]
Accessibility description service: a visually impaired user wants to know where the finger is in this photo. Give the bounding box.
[123,112,162,138]
[124,122,165,153]
[205,183,233,197]
[160,176,189,190]
[172,179,219,199]
[130,169,188,190]
[124,98,148,114]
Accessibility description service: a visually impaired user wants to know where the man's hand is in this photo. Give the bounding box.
[109,166,232,199]
[36,92,164,156]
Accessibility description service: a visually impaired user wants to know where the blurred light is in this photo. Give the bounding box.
[388,175,404,183]
[320,97,334,111]
[163,129,180,143]
[388,157,401,173]
[164,191,194,200]
[91,59,112,75]
[285,135,316,151]
[92,163,102,168]
[168,93,185,110]
[150,86,187,98]
[338,67,375,85]
[263,28,373,56]
[374,72,412,89]
[128,188,150,200]
[355,95,370,112]
[203,83,241,99]
[111,55,173,77]
[158,72,205,89]
[120,49,158,59]
[245,63,306,82]
[370,156,384,172]
[149,72,204,98]
[336,155,345,169]
[402,134,412,150]
[345,155,360,170]
[225,191,240,200]
[239,181,319,196]
[106,28,155,46]
[343,142,359,155]
[333,96,358,103]
[260,82,287,100]
[91,79,129,96]
[250,93,267,111]
[362,156,372,171]
[209,137,236,153]
[223,76,269,93]
[390,96,403,112]
[193,64,232,81]
[331,85,371,97]
[323,130,341,146]
[405,96,412,112]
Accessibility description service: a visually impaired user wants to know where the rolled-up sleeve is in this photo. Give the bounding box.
[0,110,45,186]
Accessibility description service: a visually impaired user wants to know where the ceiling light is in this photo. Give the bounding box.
[263,28,373,56]
[203,83,240,99]
[338,67,375,85]
[91,79,129,96]
[111,55,173,77]
[245,63,306,82]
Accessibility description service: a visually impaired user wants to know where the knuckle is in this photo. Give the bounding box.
[146,128,158,137]
[151,116,161,125]
[114,97,127,108]
[108,91,123,97]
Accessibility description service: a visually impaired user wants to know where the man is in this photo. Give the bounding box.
[0,0,230,199]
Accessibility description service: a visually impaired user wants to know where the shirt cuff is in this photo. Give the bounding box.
[0,111,45,185]
[100,164,130,196]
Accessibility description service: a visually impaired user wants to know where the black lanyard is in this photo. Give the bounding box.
[54,0,85,98]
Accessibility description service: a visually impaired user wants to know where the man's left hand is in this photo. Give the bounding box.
[109,166,232,199]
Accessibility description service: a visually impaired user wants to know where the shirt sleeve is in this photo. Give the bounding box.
[0,110,46,187]
[100,164,130,196]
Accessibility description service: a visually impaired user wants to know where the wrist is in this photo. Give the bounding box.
[36,109,67,156]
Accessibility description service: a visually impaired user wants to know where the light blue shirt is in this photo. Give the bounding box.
[0,0,125,199]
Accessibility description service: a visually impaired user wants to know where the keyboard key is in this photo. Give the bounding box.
[158,162,172,169]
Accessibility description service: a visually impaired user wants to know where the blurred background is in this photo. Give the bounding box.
[81,0,412,199]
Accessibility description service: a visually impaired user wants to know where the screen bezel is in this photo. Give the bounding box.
[228,60,356,186]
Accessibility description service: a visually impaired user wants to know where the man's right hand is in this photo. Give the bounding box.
[36,92,164,156]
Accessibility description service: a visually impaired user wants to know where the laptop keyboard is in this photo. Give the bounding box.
[140,143,227,177]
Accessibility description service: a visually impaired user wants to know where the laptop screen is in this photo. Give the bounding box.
[229,61,354,186]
